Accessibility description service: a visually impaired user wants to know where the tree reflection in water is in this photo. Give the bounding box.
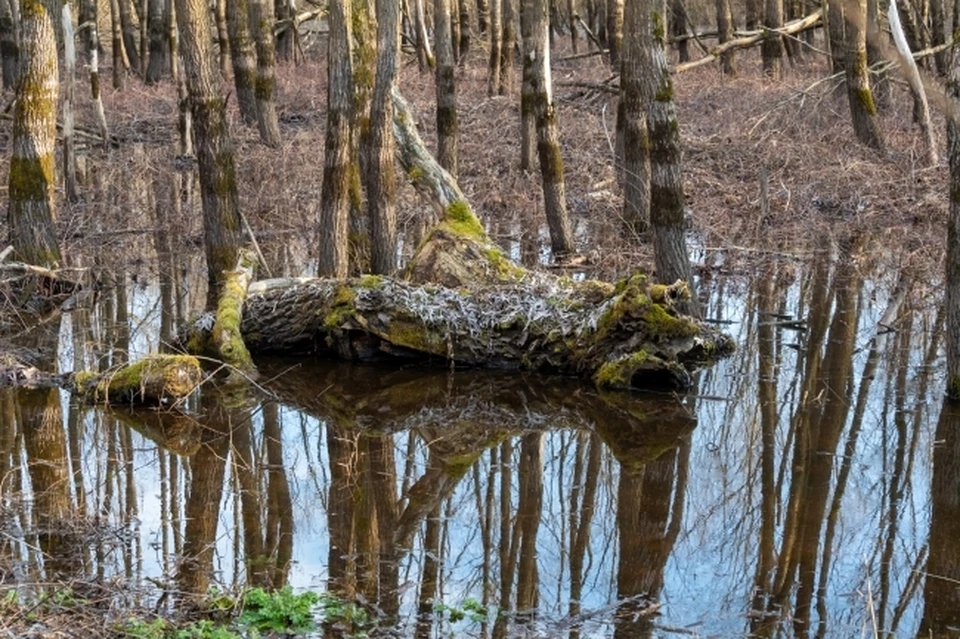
[0,256,952,637]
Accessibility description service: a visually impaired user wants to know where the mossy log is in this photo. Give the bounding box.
[74,355,204,404]
[0,354,204,404]
[201,272,732,390]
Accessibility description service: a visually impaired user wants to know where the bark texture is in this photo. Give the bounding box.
[250,0,282,146]
[8,0,61,268]
[145,0,168,83]
[317,0,354,277]
[522,0,575,255]
[435,0,459,175]
[367,0,400,274]
[841,0,884,150]
[947,42,960,399]
[226,0,259,125]
[762,0,783,78]
[174,0,245,305]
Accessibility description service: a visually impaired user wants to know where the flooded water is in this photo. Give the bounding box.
[1,250,955,638]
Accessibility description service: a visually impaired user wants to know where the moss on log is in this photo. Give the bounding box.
[211,248,258,377]
[76,355,203,404]
[223,271,731,390]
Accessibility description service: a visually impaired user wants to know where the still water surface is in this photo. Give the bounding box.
[2,253,956,638]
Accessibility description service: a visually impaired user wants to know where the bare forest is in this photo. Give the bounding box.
[3,0,960,634]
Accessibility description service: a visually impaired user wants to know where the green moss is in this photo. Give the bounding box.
[654,77,673,103]
[386,318,444,354]
[483,246,525,282]
[593,351,650,389]
[94,355,202,400]
[323,285,358,330]
[441,200,488,240]
[359,274,385,289]
[593,275,699,342]
[857,87,878,116]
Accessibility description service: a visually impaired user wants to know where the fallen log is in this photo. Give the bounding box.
[193,272,732,390]
[0,354,203,405]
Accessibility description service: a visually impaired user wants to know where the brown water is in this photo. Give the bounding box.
[1,252,955,638]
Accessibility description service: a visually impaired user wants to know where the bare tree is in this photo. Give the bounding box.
[0,0,18,89]
[175,0,245,304]
[500,0,516,93]
[947,45,960,398]
[840,0,883,149]
[9,0,61,267]
[436,0,459,175]
[145,0,168,83]
[226,0,259,125]
[716,0,736,75]
[249,0,282,147]
[606,0,622,66]
[318,0,354,277]
[522,0,575,255]
[488,0,503,94]
[622,0,698,315]
[762,0,783,78]
[367,0,400,274]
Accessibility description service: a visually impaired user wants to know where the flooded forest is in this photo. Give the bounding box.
[2,0,960,634]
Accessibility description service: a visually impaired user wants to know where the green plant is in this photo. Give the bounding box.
[239,587,320,635]
[317,593,373,637]
[435,598,488,624]
[119,618,170,639]
[173,620,241,639]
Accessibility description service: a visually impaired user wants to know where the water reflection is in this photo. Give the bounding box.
[1,251,955,637]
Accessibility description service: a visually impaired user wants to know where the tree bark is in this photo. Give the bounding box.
[109,0,128,89]
[500,0,517,93]
[670,0,689,62]
[436,0,460,175]
[889,0,935,165]
[947,42,960,399]
[62,3,78,204]
[489,0,503,94]
[175,0,245,306]
[619,0,649,237]
[762,0,783,78]
[0,0,18,90]
[606,0,622,66]
[250,0,282,146]
[227,0,259,125]
[118,0,141,72]
[367,0,400,274]
[9,0,61,268]
[145,0,169,83]
[523,0,575,255]
[317,0,354,277]
[715,0,736,75]
[842,0,884,150]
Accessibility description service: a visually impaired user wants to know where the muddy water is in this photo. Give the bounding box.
[0,252,953,638]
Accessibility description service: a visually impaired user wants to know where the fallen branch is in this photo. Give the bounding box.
[674,10,822,74]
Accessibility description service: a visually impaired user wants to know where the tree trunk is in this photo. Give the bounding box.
[842,0,884,150]
[62,4,78,204]
[459,0,472,59]
[226,0,259,125]
[275,0,295,61]
[606,0,623,66]
[145,0,168,83]
[9,0,61,268]
[946,43,960,399]
[414,0,434,69]
[745,0,761,29]
[489,0,503,94]
[716,0,736,75]
[619,0,649,236]
[519,0,536,172]
[762,0,783,78]
[500,0,516,93]
[436,0,460,175]
[523,0,575,255]
[175,0,245,306]
[250,0,283,146]
[889,0,935,165]
[317,0,354,278]
[478,0,490,32]
[0,0,18,90]
[109,0,128,89]
[671,0,689,62]
[78,0,96,55]
[215,0,230,75]
[367,0,400,274]
[118,0,142,72]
